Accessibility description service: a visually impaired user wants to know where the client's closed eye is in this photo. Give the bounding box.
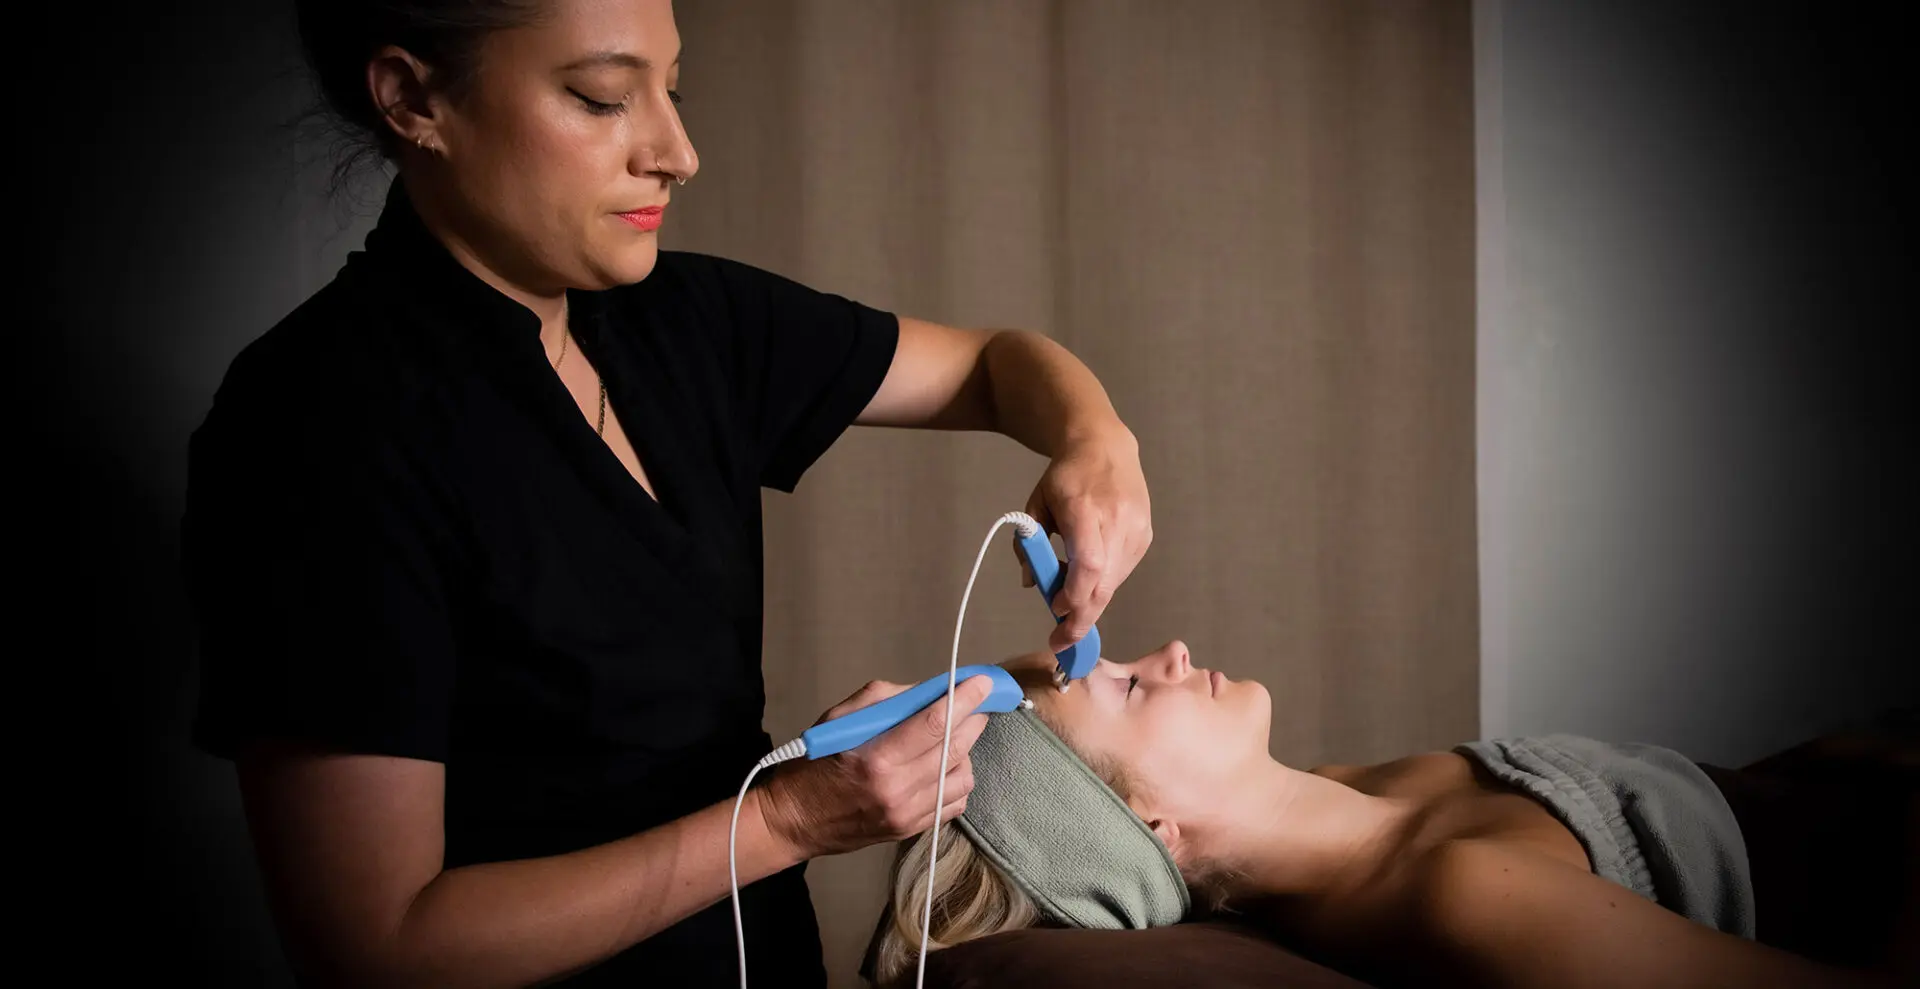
[1125,674,1139,696]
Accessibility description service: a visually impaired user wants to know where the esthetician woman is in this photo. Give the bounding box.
[180,1,1151,985]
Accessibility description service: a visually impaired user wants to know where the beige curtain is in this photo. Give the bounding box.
[668,1,1477,983]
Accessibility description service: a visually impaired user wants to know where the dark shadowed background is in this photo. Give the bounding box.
[20,1,1914,985]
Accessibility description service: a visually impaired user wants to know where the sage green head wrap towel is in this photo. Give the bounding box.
[953,705,1191,929]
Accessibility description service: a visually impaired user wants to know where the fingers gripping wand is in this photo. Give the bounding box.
[1010,514,1102,693]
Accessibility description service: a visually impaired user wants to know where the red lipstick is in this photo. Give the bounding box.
[617,206,665,232]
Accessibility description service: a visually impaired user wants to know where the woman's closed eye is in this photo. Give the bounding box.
[570,88,624,115]
[1125,674,1139,697]
[570,88,684,116]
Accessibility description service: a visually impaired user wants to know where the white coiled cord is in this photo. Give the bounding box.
[730,511,1042,989]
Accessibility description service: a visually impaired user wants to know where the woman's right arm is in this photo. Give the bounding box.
[236,674,995,989]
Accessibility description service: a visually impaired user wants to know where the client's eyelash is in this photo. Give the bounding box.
[1126,675,1139,696]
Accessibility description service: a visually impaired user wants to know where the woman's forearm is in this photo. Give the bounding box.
[368,790,800,989]
[982,330,1133,457]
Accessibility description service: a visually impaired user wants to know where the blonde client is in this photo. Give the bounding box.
[865,643,1915,988]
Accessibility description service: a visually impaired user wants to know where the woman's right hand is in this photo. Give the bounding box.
[756,674,995,861]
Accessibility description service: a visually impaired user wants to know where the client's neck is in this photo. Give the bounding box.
[1195,759,1407,903]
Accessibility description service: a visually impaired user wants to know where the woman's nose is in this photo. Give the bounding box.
[637,112,699,182]
[664,139,699,182]
[644,140,698,183]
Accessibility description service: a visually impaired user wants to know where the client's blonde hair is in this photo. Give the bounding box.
[870,705,1159,986]
[871,816,1041,985]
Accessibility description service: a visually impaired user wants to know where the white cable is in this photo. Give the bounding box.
[732,737,807,988]
[913,511,1037,988]
[731,511,1042,989]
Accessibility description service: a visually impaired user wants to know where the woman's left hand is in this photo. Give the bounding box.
[1017,423,1151,654]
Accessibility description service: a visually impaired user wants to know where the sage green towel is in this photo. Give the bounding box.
[1457,734,1756,938]
[955,706,1191,929]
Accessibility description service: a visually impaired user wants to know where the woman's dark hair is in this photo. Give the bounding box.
[293,1,547,198]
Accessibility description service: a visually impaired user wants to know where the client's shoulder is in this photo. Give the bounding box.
[1353,838,1593,967]
[1400,836,1580,911]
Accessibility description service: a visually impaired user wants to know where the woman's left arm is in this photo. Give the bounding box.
[857,318,1149,653]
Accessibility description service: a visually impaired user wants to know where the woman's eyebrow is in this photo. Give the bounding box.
[559,50,681,72]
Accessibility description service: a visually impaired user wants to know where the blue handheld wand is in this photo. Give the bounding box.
[731,511,1107,989]
[1011,521,1102,690]
[799,665,1026,758]
[785,518,1102,760]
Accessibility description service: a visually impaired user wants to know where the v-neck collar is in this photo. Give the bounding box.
[351,179,712,566]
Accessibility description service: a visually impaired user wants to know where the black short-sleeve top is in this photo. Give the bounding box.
[181,179,898,986]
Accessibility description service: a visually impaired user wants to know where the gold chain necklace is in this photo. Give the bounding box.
[548,305,607,437]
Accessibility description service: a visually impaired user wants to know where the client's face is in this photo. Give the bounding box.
[1010,640,1272,822]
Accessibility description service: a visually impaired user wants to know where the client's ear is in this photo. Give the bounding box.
[1126,794,1180,853]
[1144,815,1183,859]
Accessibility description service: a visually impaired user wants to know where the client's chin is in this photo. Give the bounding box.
[1236,677,1275,740]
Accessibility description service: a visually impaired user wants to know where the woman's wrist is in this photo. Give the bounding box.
[741,783,812,873]
[1061,416,1138,457]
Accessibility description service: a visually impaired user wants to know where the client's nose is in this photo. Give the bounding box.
[1161,639,1192,678]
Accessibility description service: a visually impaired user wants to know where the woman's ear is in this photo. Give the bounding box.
[368,44,444,152]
